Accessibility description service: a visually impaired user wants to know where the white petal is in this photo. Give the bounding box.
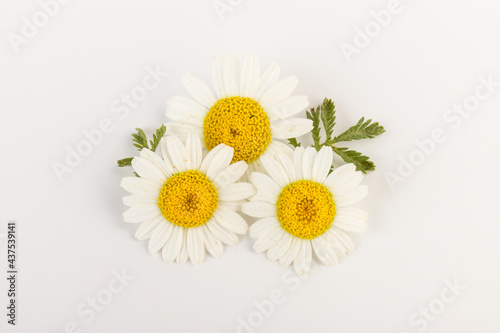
[333,185,368,207]
[312,146,333,183]
[202,224,223,258]
[323,163,357,188]
[218,200,245,211]
[166,135,187,173]
[239,54,260,97]
[135,216,164,241]
[333,207,368,232]
[123,194,157,207]
[322,230,347,258]
[253,227,284,253]
[176,231,189,264]
[271,118,313,139]
[181,72,216,108]
[121,177,161,195]
[333,170,364,197]
[242,201,276,218]
[266,96,309,121]
[148,222,173,253]
[275,153,297,182]
[312,235,338,266]
[139,148,171,178]
[132,157,166,183]
[205,145,234,181]
[223,54,240,97]
[292,147,305,180]
[255,63,280,100]
[214,207,248,234]
[184,132,203,170]
[123,204,160,223]
[248,217,279,238]
[161,225,184,263]
[279,237,301,267]
[218,182,255,201]
[294,240,312,276]
[250,157,265,172]
[301,147,317,181]
[213,161,248,188]
[267,232,293,261]
[330,227,354,253]
[249,172,281,204]
[200,144,226,174]
[260,155,289,188]
[259,76,298,109]
[206,218,238,245]
[187,227,205,265]
[166,96,207,127]
[165,122,203,142]
[239,162,253,183]
[266,140,294,157]
[159,137,177,175]
[212,55,226,99]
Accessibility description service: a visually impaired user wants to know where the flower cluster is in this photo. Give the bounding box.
[118,55,384,275]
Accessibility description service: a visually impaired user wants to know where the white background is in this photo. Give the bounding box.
[1,0,500,332]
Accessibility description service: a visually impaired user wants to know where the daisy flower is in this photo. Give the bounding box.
[242,146,368,276]
[165,54,312,175]
[120,133,255,264]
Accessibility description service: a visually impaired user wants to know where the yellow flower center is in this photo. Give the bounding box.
[157,170,218,228]
[203,96,272,163]
[276,180,336,240]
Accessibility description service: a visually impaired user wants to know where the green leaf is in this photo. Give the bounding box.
[333,117,385,143]
[117,125,167,169]
[319,98,336,141]
[285,97,385,174]
[132,128,149,150]
[306,107,321,149]
[149,124,166,152]
[117,157,133,167]
[287,138,301,148]
[331,146,375,174]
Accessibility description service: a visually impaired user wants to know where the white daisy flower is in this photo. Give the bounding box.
[242,146,368,276]
[120,132,255,264]
[165,54,313,175]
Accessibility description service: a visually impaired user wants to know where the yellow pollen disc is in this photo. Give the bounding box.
[276,180,336,240]
[203,96,272,163]
[157,170,218,228]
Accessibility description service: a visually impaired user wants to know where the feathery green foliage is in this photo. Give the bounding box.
[132,128,149,151]
[290,98,385,174]
[319,98,336,141]
[287,138,301,148]
[117,124,166,167]
[306,107,321,148]
[149,125,166,152]
[331,147,375,173]
[333,117,385,143]
[117,157,133,167]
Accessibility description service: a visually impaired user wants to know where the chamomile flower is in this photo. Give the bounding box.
[242,146,368,276]
[120,132,255,264]
[165,54,313,175]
